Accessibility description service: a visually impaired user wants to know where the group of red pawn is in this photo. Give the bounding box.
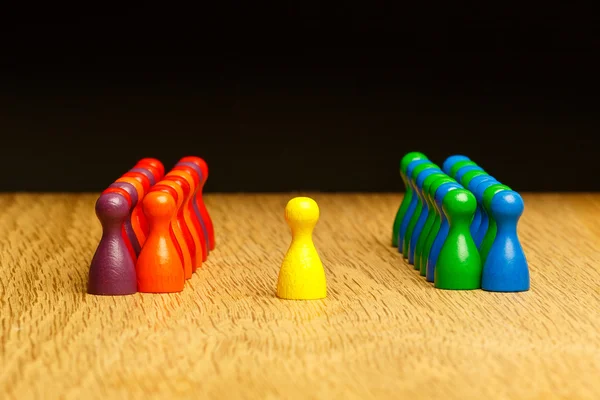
[87,156,215,295]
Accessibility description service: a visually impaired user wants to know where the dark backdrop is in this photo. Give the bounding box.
[1,5,599,192]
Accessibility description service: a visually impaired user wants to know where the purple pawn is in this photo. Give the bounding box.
[108,182,141,256]
[88,192,137,295]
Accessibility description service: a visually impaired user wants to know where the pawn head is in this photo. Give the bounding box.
[166,170,195,194]
[422,173,447,199]
[490,190,524,220]
[134,164,162,184]
[442,188,477,222]
[173,163,201,187]
[400,152,428,176]
[405,159,431,182]
[469,175,496,196]
[108,182,139,206]
[129,167,157,186]
[166,176,191,203]
[142,191,177,221]
[122,171,151,192]
[180,156,209,180]
[136,158,165,180]
[152,183,182,209]
[460,169,487,188]
[416,168,442,190]
[410,162,439,182]
[482,184,511,213]
[429,177,456,201]
[116,176,146,199]
[95,192,130,222]
[285,197,320,226]
[473,179,499,204]
[434,182,460,211]
[442,155,470,175]
[455,165,484,183]
[449,160,477,179]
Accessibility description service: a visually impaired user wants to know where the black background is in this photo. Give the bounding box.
[1,5,599,192]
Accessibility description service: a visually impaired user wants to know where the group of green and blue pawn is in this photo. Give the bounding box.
[391,152,530,292]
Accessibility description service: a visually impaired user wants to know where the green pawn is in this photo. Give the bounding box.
[392,152,428,247]
[414,172,447,274]
[419,176,456,276]
[449,160,479,178]
[459,169,488,188]
[434,189,482,290]
[403,162,439,260]
[479,183,511,265]
[460,169,488,225]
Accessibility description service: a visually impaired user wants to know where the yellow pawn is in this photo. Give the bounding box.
[276,197,327,300]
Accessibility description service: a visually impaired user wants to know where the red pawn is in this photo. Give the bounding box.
[179,156,215,251]
[101,187,137,263]
[136,158,165,182]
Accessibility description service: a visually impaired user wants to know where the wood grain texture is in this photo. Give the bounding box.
[0,193,599,400]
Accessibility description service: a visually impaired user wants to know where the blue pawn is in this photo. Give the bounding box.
[468,197,482,238]
[408,167,442,265]
[467,175,498,246]
[426,181,461,282]
[398,159,430,253]
[482,190,530,292]
[442,155,470,175]
[472,178,501,248]
[455,164,484,183]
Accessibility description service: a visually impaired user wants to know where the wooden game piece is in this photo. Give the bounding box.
[459,169,489,237]
[134,163,162,186]
[482,190,530,292]
[470,177,500,247]
[175,161,211,255]
[400,161,438,256]
[456,164,485,183]
[434,189,482,290]
[151,182,193,279]
[106,182,141,258]
[450,160,484,182]
[136,191,185,293]
[416,174,455,276]
[164,173,204,271]
[419,177,457,277]
[479,183,512,265]
[276,197,327,300]
[179,156,215,251]
[442,155,470,175]
[136,158,165,181]
[402,162,440,261]
[459,169,488,189]
[165,170,205,265]
[115,176,149,246]
[409,169,444,269]
[122,171,151,193]
[88,192,137,295]
[449,160,476,178]
[129,167,157,186]
[397,159,430,254]
[121,172,151,235]
[426,181,461,282]
[174,161,209,255]
[171,163,208,261]
[392,152,428,248]
[101,188,137,263]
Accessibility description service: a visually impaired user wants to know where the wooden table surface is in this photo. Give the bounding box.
[1,193,599,400]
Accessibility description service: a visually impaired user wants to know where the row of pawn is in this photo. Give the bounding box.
[88,156,215,295]
[391,152,530,292]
